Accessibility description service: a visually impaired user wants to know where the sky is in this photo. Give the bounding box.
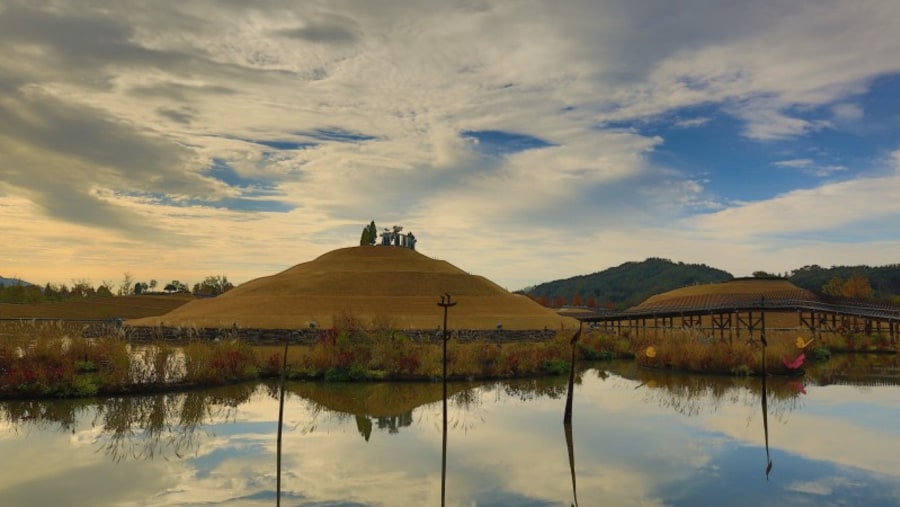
[1,0,899,292]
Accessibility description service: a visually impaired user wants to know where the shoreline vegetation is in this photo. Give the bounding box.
[1,320,896,400]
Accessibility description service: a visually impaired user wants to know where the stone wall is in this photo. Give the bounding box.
[83,323,558,345]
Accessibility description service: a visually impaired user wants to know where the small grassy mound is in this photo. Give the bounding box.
[634,278,818,311]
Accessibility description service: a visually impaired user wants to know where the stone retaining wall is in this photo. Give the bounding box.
[84,323,558,345]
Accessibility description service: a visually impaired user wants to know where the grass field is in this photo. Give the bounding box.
[0,294,193,320]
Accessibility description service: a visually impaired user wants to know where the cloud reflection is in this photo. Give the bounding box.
[0,366,899,506]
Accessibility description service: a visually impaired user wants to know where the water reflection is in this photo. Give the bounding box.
[610,362,808,419]
[286,381,473,440]
[1,383,256,462]
[564,422,578,507]
[0,359,899,506]
[761,373,773,479]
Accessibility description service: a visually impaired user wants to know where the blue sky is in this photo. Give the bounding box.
[1,0,899,291]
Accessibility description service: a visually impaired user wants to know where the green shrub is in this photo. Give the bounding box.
[324,367,349,382]
[541,358,570,375]
[347,364,369,381]
[811,347,831,362]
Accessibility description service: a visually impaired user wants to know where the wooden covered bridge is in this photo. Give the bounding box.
[575,281,900,345]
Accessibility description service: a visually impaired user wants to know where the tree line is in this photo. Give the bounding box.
[0,273,235,304]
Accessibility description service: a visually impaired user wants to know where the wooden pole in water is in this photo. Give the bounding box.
[276,337,288,507]
[758,296,772,478]
[563,322,583,425]
[438,293,456,507]
[565,422,579,507]
[761,373,772,479]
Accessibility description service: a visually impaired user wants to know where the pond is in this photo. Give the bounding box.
[1,357,899,506]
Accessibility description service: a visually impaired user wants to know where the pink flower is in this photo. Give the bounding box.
[782,353,806,370]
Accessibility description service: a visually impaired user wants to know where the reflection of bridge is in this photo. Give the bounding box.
[575,292,900,344]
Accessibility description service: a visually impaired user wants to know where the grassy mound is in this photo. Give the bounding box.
[129,246,577,330]
[634,278,817,310]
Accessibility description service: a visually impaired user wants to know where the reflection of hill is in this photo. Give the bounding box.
[286,380,476,441]
[286,380,472,418]
[603,361,804,417]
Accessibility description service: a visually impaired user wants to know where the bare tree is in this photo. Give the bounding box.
[120,272,134,296]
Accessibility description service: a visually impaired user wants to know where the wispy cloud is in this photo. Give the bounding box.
[773,159,815,169]
[674,117,712,128]
[773,159,848,177]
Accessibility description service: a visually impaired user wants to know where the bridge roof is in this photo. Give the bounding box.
[576,293,900,323]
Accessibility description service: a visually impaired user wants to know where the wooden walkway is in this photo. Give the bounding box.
[575,293,900,344]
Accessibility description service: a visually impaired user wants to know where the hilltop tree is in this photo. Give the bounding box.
[360,220,378,246]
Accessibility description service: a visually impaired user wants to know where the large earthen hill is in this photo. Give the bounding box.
[128,246,578,330]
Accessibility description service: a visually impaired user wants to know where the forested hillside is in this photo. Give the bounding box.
[524,258,733,310]
[787,264,900,301]
[525,260,900,310]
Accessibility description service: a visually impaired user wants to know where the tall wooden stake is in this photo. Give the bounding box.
[438,293,456,507]
[759,296,772,478]
[565,422,579,507]
[276,337,288,506]
[564,322,583,425]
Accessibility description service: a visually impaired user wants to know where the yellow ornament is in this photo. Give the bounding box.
[795,336,814,349]
[645,346,657,358]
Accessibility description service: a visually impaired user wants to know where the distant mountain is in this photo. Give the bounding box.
[525,258,734,310]
[0,276,31,287]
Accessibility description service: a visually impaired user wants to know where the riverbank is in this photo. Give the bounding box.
[3,321,896,400]
[0,321,632,400]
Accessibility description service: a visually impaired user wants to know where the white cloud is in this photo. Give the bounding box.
[1,1,900,288]
[688,171,900,236]
[832,102,864,121]
[730,101,830,141]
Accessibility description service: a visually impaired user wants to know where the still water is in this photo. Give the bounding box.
[1,358,899,506]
